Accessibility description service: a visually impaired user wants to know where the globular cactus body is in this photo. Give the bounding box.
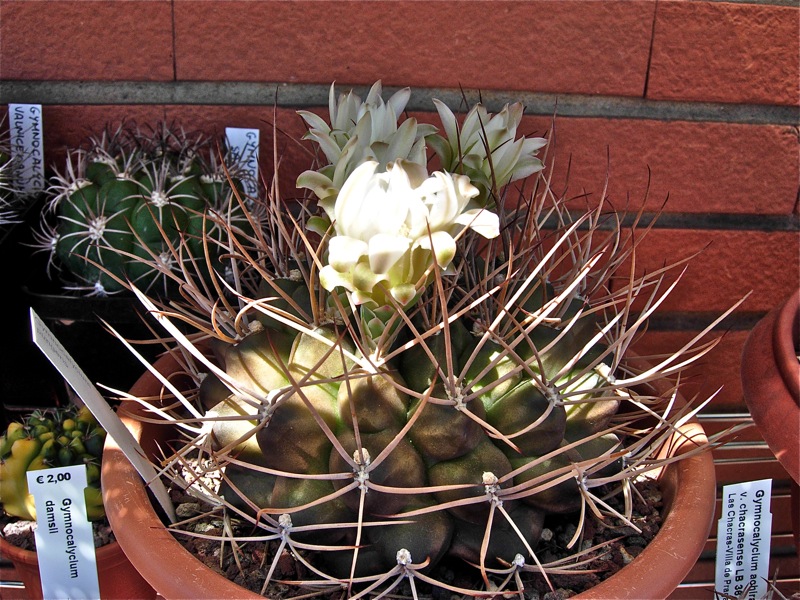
[35,123,252,296]
[198,290,624,576]
[0,405,107,522]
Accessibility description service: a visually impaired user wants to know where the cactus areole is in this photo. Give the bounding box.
[101,82,725,597]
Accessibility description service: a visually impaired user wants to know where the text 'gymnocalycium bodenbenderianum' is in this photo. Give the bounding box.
[111,81,736,597]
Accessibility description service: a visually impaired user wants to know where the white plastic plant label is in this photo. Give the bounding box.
[29,308,177,522]
[7,103,45,196]
[714,478,773,599]
[225,126,259,198]
[26,464,100,599]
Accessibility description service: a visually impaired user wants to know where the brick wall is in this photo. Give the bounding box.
[1,0,798,594]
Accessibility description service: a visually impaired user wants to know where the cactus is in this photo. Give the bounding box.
[32,122,252,297]
[0,121,22,226]
[0,405,106,522]
[296,80,440,216]
[116,83,734,597]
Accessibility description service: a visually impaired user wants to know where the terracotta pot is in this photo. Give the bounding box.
[741,290,800,484]
[741,290,800,551]
[102,352,716,599]
[0,534,155,599]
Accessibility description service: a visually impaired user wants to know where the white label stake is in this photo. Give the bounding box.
[714,479,773,599]
[29,309,177,522]
[8,103,45,196]
[225,127,259,198]
[27,465,100,599]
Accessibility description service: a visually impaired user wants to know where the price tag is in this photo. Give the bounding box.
[26,464,100,599]
[225,127,259,198]
[8,103,45,196]
[714,479,773,599]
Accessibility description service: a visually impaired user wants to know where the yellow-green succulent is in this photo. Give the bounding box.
[0,405,106,522]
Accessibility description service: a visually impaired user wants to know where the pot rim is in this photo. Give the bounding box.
[102,352,716,600]
[741,290,800,483]
[774,290,800,403]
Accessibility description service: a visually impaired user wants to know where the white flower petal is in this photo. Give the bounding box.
[365,80,384,106]
[454,173,480,202]
[396,159,429,188]
[297,169,335,195]
[353,261,385,293]
[390,283,418,306]
[455,208,500,239]
[368,234,411,275]
[334,160,379,228]
[328,236,368,271]
[415,231,457,269]
[319,265,353,293]
[297,110,331,136]
[432,99,459,148]
[418,173,458,229]
[387,87,411,118]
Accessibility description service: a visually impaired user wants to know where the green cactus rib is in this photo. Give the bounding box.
[0,405,107,522]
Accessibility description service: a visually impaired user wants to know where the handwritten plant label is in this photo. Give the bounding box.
[225,127,259,198]
[8,103,45,196]
[29,308,177,522]
[26,464,100,599]
[715,478,773,599]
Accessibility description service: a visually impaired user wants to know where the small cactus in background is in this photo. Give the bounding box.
[114,83,734,597]
[0,405,106,522]
[0,121,23,227]
[32,122,253,297]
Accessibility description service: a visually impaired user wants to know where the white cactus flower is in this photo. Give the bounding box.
[319,159,499,307]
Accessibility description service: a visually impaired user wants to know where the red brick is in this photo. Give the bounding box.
[620,229,799,314]
[0,1,174,81]
[631,330,750,412]
[648,1,800,106]
[173,0,655,96]
[516,117,799,216]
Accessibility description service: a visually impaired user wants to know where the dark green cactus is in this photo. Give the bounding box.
[33,122,252,297]
[193,284,628,577]
[0,405,106,521]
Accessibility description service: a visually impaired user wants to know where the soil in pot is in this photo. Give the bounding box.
[168,476,665,599]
